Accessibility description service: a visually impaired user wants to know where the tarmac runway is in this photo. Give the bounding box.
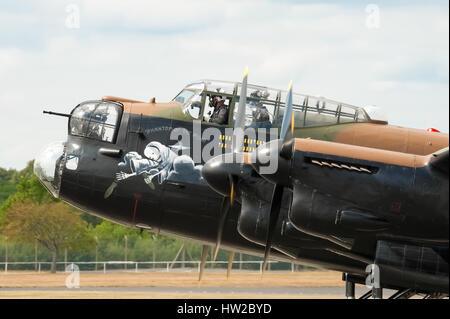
[0,286,396,299]
[0,271,401,298]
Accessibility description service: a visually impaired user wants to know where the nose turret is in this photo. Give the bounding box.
[34,141,65,198]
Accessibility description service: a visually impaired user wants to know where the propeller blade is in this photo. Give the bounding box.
[227,251,235,279]
[280,81,293,140]
[213,174,236,261]
[262,184,284,275]
[213,195,231,261]
[280,81,295,159]
[230,179,235,204]
[233,67,248,154]
[198,245,209,282]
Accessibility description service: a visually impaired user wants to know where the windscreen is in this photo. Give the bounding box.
[69,101,123,143]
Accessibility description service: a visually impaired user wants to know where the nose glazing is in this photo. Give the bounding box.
[34,141,66,198]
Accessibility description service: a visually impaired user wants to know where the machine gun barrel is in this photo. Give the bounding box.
[43,110,71,118]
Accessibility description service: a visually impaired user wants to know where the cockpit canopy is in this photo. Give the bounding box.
[69,100,123,143]
[173,79,387,127]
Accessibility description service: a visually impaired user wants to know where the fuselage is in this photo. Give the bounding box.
[34,80,449,292]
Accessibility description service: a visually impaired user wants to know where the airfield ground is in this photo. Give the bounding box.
[0,270,366,298]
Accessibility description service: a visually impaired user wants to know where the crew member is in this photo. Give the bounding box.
[250,90,271,127]
[209,95,229,125]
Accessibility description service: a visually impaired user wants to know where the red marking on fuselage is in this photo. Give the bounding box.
[390,201,402,213]
[132,194,142,225]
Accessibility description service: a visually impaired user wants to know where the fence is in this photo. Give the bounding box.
[0,260,300,273]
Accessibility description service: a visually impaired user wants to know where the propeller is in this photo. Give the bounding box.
[210,67,249,261]
[232,66,248,154]
[203,73,296,277]
[279,81,295,160]
[227,251,235,279]
[258,81,295,275]
[198,244,209,282]
[261,184,284,274]
[212,182,233,260]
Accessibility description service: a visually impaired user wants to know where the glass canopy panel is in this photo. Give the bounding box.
[355,108,367,122]
[233,85,278,128]
[279,91,307,106]
[174,89,196,104]
[339,105,357,123]
[364,105,387,122]
[34,141,65,198]
[173,87,204,120]
[204,80,235,95]
[184,82,205,91]
[69,101,122,143]
[70,102,97,136]
[278,91,307,127]
[183,92,203,120]
[303,97,340,127]
[236,85,277,101]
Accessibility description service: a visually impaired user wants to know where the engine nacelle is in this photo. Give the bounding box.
[289,183,390,243]
[236,189,335,251]
[236,193,271,246]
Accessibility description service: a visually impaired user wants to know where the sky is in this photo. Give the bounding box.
[0,0,448,170]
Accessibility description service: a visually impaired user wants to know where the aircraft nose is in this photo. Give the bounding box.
[34,141,65,198]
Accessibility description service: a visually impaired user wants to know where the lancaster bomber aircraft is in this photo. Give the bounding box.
[36,69,448,299]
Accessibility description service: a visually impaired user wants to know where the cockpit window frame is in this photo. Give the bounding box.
[200,91,235,127]
[68,100,124,144]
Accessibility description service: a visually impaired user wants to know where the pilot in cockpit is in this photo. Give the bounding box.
[209,95,229,125]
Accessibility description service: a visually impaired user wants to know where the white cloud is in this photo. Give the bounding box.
[82,0,227,30]
[0,48,25,76]
[0,0,448,169]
